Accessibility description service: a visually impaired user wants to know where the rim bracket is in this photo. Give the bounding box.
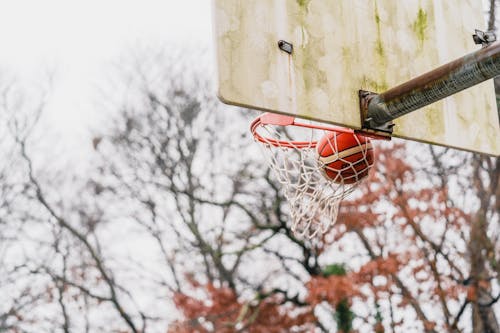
[358,90,394,139]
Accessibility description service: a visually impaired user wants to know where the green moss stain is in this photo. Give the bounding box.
[362,76,388,93]
[374,3,384,58]
[370,2,388,92]
[295,0,319,118]
[301,39,327,97]
[424,105,444,137]
[374,10,381,24]
[341,47,353,71]
[297,0,311,9]
[483,101,499,151]
[412,8,428,48]
[224,5,247,98]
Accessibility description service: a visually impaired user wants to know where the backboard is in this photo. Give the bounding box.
[213,0,500,156]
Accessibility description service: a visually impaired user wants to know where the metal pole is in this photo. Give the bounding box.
[362,41,500,131]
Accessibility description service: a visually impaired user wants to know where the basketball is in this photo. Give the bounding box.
[316,131,374,184]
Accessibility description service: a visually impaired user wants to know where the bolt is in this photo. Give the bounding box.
[278,40,293,54]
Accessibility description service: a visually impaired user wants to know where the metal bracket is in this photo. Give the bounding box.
[278,40,293,54]
[358,90,394,139]
[473,29,496,48]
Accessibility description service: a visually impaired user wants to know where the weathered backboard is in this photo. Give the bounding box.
[213,0,500,156]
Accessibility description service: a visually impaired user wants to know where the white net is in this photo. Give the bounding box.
[252,114,374,238]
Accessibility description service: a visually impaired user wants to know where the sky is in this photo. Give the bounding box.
[0,0,212,157]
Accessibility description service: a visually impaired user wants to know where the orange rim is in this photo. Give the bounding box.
[251,113,353,148]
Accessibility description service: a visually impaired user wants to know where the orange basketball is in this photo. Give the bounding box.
[316,131,374,184]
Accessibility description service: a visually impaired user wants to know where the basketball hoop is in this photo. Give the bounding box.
[251,113,375,238]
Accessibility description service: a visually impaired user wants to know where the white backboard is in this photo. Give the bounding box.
[213,0,500,156]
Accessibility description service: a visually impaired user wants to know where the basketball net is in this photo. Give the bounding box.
[251,113,374,239]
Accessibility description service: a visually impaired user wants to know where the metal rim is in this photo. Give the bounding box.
[250,113,354,148]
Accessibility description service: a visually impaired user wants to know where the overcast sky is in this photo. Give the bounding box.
[0,0,212,156]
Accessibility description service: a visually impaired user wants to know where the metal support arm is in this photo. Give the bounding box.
[360,40,500,134]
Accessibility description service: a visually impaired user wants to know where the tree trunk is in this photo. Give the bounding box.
[468,157,500,333]
[469,212,500,333]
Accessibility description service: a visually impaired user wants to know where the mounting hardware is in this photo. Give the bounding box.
[278,40,293,54]
[358,90,394,137]
[473,29,496,47]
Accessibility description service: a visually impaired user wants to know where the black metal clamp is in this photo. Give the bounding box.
[359,90,395,138]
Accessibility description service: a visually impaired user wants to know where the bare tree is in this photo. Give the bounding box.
[91,51,323,331]
[1,21,498,332]
[92,50,499,332]
[0,77,151,332]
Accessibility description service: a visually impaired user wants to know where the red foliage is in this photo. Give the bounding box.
[174,284,238,321]
[306,255,401,308]
[374,322,385,333]
[356,255,401,284]
[171,282,315,333]
[306,274,361,306]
